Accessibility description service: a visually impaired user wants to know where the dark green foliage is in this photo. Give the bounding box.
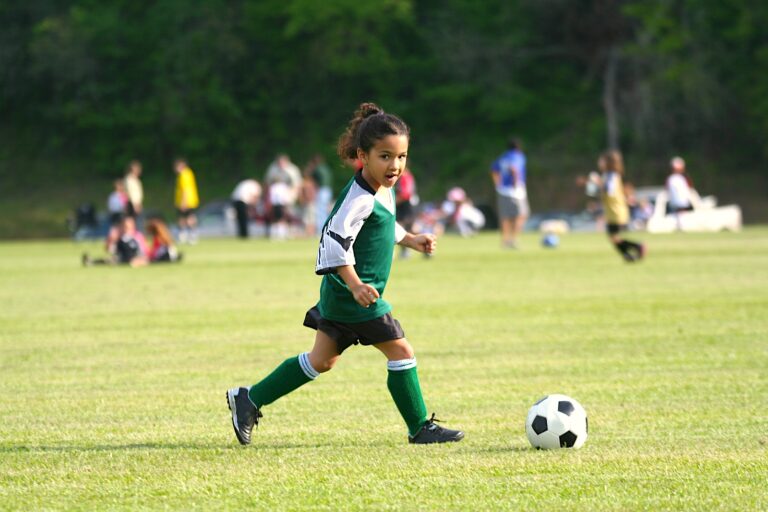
[1,0,766,226]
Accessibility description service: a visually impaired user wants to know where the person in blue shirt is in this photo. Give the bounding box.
[491,138,529,249]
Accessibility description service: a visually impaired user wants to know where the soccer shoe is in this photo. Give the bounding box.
[226,387,262,445]
[637,243,647,260]
[408,414,464,444]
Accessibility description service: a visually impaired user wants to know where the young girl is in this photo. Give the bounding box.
[598,150,645,262]
[227,103,464,445]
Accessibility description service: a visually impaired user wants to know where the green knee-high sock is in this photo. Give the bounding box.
[387,360,428,436]
[248,353,318,408]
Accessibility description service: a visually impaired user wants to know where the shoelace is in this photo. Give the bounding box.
[425,413,443,430]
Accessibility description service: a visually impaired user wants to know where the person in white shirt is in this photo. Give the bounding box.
[265,154,302,204]
[231,179,262,238]
[666,156,694,213]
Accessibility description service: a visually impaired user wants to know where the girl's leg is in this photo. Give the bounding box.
[248,330,339,408]
[375,338,464,443]
[609,233,644,261]
[374,338,427,436]
[228,331,338,446]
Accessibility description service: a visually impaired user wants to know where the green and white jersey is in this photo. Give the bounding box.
[315,172,406,322]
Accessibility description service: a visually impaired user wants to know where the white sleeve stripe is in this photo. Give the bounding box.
[387,358,417,371]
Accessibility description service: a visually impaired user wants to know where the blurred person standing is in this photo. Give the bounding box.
[490,137,529,249]
[107,178,128,226]
[395,167,417,258]
[299,167,318,237]
[265,154,302,203]
[305,154,333,235]
[174,158,200,244]
[231,178,262,239]
[124,160,144,221]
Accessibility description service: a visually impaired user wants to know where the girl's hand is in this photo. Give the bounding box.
[351,283,380,308]
[404,233,437,255]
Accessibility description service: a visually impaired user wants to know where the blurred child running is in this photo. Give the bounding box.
[598,150,645,262]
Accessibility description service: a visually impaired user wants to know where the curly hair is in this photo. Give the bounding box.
[336,102,410,161]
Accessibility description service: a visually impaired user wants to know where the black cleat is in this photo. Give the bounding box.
[408,414,464,444]
[636,243,646,260]
[226,387,262,445]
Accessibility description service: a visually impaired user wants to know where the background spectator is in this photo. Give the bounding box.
[174,158,200,244]
[231,178,262,239]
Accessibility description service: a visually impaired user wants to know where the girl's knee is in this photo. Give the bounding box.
[391,339,415,360]
[309,354,339,373]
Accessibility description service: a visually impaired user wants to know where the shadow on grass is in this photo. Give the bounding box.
[0,441,340,453]
[470,445,532,454]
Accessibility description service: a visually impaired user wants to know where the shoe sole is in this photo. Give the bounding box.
[409,431,465,444]
[226,389,249,445]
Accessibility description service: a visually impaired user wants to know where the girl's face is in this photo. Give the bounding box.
[358,134,409,190]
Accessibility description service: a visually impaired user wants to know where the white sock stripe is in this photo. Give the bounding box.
[298,352,319,380]
[387,358,417,371]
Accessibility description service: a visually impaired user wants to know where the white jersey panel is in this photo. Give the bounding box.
[315,182,375,274]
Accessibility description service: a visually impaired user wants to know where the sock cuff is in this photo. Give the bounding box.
[298,352,319,380]
[387,358,417,371]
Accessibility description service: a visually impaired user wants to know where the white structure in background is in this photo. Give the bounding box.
[636,187,742,233]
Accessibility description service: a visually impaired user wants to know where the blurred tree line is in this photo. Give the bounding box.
[1,0,766,224]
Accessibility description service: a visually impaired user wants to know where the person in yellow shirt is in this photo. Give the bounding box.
[598,150,645,262]
[174,158,200,244]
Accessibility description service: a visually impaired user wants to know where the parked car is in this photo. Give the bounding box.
[637,187,742,233]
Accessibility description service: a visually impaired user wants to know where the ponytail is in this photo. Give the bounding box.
[336,102,409,162]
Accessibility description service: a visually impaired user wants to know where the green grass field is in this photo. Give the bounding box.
[1,230,766,510]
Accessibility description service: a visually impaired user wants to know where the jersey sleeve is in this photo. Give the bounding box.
[395,222,407,244]
[315,190,374,275]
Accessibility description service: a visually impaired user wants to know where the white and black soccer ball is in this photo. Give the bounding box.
[525,394,588,449]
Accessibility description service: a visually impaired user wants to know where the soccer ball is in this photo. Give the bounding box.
[525,394,588,449]
[541,233,559,248]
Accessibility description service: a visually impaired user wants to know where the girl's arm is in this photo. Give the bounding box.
[336,265,380,307]
[398,232,437,255]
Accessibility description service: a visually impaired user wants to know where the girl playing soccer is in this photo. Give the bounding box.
[598,149,645,262]
[227,103,464,445]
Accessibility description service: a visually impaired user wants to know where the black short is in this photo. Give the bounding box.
[303,306,405,354]
[177,208,197,218]
[606,223,627,235]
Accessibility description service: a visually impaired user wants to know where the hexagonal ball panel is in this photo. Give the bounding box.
[532,415,548,435]
[559,430,578,448]
[557,400,575,416]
